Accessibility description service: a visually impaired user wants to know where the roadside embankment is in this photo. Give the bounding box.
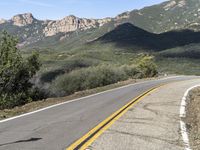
[186,87,200,150]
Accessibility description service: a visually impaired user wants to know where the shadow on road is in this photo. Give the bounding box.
[0,137,42,147]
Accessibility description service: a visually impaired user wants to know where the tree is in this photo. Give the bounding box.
[137,54,158,78]
[0,31,41,109]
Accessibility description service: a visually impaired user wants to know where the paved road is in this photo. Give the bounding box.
[91,78,200,150]
[0,76,197,150]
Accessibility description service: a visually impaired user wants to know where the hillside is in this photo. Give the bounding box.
[1,0,200,47]
[119,0,200,33]
[1,0,200,96]
[96,23,200,51]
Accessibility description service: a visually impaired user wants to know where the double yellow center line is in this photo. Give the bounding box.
[67,86,160,150]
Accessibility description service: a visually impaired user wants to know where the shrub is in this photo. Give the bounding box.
[40,69,65,83]
[122,65,139,78]
[29,87,49,101]
[40,58,98,83]
[0,31,41,109]
[50,65,128,96]
[136,55,158,78]
[50,55,158,97]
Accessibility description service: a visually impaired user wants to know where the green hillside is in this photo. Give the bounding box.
[1,0,200,99]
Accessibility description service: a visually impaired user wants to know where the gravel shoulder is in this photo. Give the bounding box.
[90,79,200,150]
[186,87,200,150]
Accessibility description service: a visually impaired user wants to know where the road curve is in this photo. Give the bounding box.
[0,76,197,150]
[91,78,200,150]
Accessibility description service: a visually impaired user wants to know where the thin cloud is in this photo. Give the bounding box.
[19,0,54,7]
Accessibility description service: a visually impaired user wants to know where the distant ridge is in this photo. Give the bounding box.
[96,23,200,51]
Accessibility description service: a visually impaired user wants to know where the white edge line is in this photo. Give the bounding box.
[180,84,200,150]
[0,76,182,123]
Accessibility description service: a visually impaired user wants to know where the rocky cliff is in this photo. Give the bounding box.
[0,13,112,37]
[43,15,112,36]
[11,13,35,26]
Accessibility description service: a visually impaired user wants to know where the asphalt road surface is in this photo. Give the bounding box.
[91,78,200,150]
[0,76,197,150]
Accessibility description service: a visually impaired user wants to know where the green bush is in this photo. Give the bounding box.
[40,58,98,83]
[29,87,49,101]
[0,31,41,109]
[50,65,128,96]
[136,55,158,78]
[122,65,140,78]
[50,55,158,97]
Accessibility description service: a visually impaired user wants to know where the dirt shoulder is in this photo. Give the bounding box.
[0,76,165,120]
[186,87,200,150]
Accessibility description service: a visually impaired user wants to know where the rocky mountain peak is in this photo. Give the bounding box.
[11,13,35,26]
[63,15,77,20]
[0,18,7,24]
[43,15,112,36]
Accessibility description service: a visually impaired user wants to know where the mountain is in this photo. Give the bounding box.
[1,0,200,47]
[96,23,200,51]
[0,13,112,47]
[0,0,200,77]
[117,0,200,33]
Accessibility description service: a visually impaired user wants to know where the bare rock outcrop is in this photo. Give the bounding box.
[0,19,7,24]
[12,13,35,26]
[43,15,112,36]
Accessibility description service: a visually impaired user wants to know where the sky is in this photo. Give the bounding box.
[0,0,167,20]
